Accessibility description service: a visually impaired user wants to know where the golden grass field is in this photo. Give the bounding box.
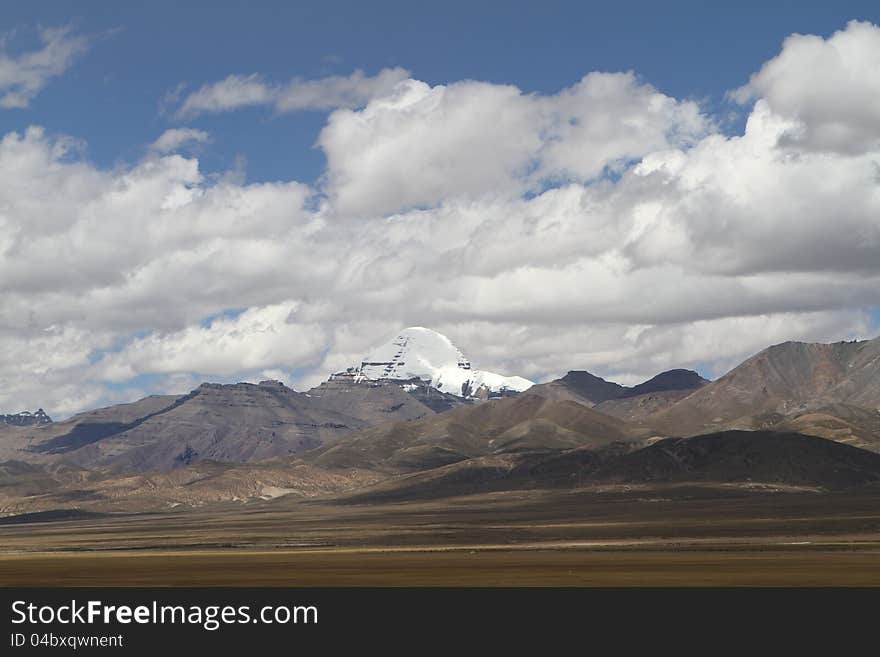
[3,547,880,587]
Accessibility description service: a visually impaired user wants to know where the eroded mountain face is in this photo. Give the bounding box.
[0,379,441,473]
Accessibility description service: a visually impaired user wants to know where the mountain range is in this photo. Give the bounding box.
[2,328,880,515]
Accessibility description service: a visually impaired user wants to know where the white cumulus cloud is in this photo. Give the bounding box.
[2,21,880,418]
[732,20,880,153]
[318,72,709,216]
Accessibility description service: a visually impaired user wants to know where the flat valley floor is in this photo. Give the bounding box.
[2,486,880,586]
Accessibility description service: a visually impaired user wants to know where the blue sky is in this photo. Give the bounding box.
[3,2,880,416]
[3,0,878,183]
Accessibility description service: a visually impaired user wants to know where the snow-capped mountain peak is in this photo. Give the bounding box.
[353,327,533,398]
[0,408,53,426]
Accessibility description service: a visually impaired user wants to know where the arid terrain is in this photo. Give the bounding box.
[2,484,880,586]
[4,334,880,586]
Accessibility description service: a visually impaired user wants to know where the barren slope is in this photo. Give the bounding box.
[309,393,639,473]
[645,339,880,437]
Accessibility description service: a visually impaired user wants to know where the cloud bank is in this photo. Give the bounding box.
[3,21,880,417]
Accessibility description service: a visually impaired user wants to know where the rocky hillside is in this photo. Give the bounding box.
[1,379,440,473]
[308,392,642,473]
[646,338,880,437]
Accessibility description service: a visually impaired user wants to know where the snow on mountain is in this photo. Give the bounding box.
[351,327,533,398]
[0,408,53,426]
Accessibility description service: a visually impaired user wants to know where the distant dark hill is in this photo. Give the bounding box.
[349,430,880,502]
[530,371,625,405]
[527,368,708,421]
[309,393,639,473]
[621,369,708,398]
[592,430,880,489]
